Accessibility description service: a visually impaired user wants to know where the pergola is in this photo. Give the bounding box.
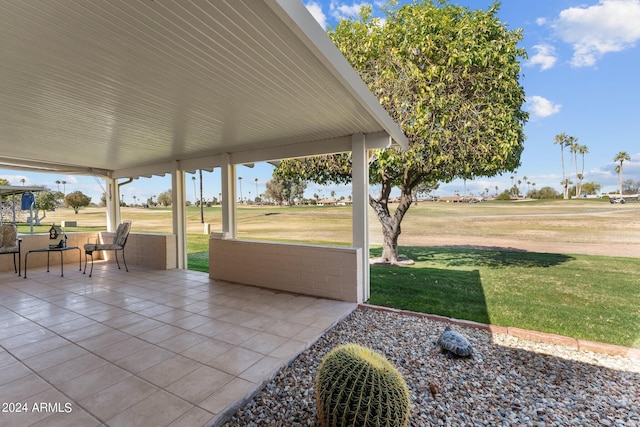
[0,0,407,301]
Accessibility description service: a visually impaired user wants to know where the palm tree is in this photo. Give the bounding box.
[554,133,573,199]
[569,139,580,196]
[61,180,67,194]
[613,151,631,195]
[577,145,589,196]
[55,180,61,192]
[238,176,243,203]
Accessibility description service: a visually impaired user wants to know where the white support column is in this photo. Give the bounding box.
[351,133,369,302]
[220,153,237,238]
[105,178,120,232]
[172,164,188,269]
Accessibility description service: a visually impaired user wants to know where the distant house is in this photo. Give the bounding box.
[318,199,337,206]
[440,195,462,203]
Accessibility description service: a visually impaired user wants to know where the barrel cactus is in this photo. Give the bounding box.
[315,343,411,427]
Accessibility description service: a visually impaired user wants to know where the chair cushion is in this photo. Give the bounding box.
[113,221,131,246]
[84,243,123,252]
[0,245,19,253]
[0,225,17,248]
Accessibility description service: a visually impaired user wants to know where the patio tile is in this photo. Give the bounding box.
[40,353,108,385]
[114,345,175,374]
[22,344,89,371]
[79,376,160,421]
[119,318,165,335]
[268,338,308,359]
[0,361,33,386]
[76,329,131,352]
[166,365,234,404]
[157,331,208,353]
[0,349,18,368]
[106,390,193,427]
[191,318,234,337]
[138,355,202,388]
[8,335,70,360]
[138,324,185,344]
[198,377,255,414]
[0,268,354,427]
[59,322,114,342]
[30,406,101,427]
[180,338,234,364]
[101,312,147,328]
[263,319,309,338]
[0,373,51,402]
[47,316,99,334]
[167,313,211,330]
[57,363,132,401]
[238,355,283,383]
[208,347,263,376]
[214,324,260,346]
[1,328,57,349]
[166,406,214,427]
[239,331,288,354]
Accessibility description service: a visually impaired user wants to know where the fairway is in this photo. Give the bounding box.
[35,199,640,258]
[18,199,640,348]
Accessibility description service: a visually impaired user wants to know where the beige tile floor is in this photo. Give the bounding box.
[0,264,356,426]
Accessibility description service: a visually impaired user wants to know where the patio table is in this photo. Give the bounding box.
[24,246,81,278]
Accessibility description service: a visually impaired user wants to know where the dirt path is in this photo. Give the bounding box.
[395,234,640,258]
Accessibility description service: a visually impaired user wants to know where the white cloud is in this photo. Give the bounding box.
[526,95,562,118]
[526,44,558,71]
[330,1,371,21]
[553,0,640,67]
[305,1,328,29]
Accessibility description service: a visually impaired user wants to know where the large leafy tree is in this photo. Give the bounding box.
[34,191,57,225]
[64,191,91,214]
[276,0,527,263]
[264,175,307,206]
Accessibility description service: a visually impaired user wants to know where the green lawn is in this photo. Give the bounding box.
[369,246,640,348]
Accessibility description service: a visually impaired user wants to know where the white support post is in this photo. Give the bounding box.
[105,178,120,232]
[351,133,369,303]
[172,165,188,269]
[220,153,237,238]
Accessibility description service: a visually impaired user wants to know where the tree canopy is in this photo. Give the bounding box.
[64,191,91,214]
[277,0,528,262]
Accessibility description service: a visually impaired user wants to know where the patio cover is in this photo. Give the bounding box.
[0,0,407,297]
[0,0,406,175]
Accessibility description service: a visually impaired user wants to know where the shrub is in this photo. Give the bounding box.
[315,343,411,427]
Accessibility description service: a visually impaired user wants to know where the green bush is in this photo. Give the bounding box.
[315,343,411,427]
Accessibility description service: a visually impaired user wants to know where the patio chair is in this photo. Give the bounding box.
[0,224,21,275]
[83,220,131,277]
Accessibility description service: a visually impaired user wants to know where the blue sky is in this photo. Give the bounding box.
[2,0,639,203]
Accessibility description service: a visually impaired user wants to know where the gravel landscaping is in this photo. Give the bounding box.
[222,307,640,426]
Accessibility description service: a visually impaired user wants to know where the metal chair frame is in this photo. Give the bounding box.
[83,220,131,277]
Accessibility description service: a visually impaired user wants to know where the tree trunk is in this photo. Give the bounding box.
[369,189,413,264]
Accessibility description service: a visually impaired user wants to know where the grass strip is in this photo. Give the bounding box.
[369,246,640,349]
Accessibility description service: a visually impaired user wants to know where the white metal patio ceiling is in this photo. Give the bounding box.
[0,0,406,178]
